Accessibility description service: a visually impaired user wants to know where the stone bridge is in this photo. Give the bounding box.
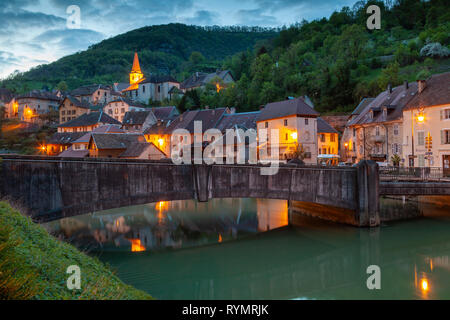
[1,155,449,227]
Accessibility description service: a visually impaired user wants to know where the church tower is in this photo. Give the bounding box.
[129,52,144,85]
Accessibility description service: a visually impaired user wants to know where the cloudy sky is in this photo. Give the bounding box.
[0,0,357,79]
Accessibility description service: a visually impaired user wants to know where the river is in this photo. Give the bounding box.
[44,198,450,299]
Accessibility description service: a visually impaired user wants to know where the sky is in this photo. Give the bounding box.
[0,0,358,79]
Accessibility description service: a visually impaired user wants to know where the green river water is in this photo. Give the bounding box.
[44,198,450,299]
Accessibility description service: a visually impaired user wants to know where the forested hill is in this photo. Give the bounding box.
[2,24,277,91]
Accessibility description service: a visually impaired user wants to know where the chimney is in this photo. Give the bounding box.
[404,80,409,90]
[387,83,392,94]
[418,79,427,94]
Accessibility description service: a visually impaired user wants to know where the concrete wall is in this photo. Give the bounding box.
[0,156,380,226]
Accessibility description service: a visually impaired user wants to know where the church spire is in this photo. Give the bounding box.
[129,52,144,85]
[131,52,141,73]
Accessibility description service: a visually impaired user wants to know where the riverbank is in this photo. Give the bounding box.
[0,201,152,300]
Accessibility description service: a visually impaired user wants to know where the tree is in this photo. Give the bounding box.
[56,81,68,92]
[391,154,401,167]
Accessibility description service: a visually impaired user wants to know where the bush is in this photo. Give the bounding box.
[420,42,450,58]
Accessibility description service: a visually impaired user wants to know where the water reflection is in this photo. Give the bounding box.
[44,198,450,300]
[45,198,289,253]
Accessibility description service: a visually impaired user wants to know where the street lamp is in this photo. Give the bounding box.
[410,108,425,167]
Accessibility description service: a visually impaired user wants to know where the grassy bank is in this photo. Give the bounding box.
[0,201,152,300]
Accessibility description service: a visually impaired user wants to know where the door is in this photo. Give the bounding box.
[443,155,450,177]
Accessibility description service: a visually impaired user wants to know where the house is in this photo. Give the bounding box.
[340,98,375,163]
[121,110,157,133]
[70,84,115,105]
[57,111,121,133]
[104,97,147,122]
[121,52,180,103]
[144,108,229,158]
[180,70,234,92]
[59,95,97,124]
[401,72,450,171]
[16,90,62,122]
[150,106,179,121]
[209,111,260,163]
[87,133,164,159]
[317,117,340,165]
[45,132,86,155]
[344,82,418,165]
[256,97,319,164]
[0,89,17,119]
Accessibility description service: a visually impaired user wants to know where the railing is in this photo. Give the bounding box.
[379,166,448,181]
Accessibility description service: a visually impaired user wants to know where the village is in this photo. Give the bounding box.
[1,52,449,175]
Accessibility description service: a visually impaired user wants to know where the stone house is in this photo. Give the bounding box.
[401,72,450,172]
[16,90,62,122]
[87,133,164,159]
[45,132,86,156]
[317,117,340,165]
[59,95,98,124]
[57,111,121,133]
[343,82,418,165]
[121,110,157,133]
[104,97,147,122]
[180,70,234,92]
[256,97,319,164]
[70,84,115,105]
[0,88,16,119]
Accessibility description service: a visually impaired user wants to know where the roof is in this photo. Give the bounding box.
[348,82,418,126]
[0,88,14,103]
[62,95,92,109]
[151,106,179,121]
[72,133,91,144]
[216,111,260,132]
[257,97,319,122]
[404,72,450,110]
[143,120,172,135]
[16,90,61,102]
[46,132,86,144]
[180,70,233,90]
[168,86,183,94]
[122,111,153,126]
[317,117,339,134]
[131,52,142,74]
[89,133,145,149]
[93,124,124,133]
[58,147,89,158]
[70,84,111,96]
[58,111,121,128]
[141,75,178,84]
[351,98,375,115]
[114,83,130,92]
[107,96,146,108]
[165,108,228,134]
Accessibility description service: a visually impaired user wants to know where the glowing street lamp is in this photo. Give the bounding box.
[417,112,425,123]
[290,132,298,141]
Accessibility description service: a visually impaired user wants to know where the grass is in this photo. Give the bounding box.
[0,201,153,300]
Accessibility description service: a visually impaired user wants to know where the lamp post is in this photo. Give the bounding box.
[410,108,425,167]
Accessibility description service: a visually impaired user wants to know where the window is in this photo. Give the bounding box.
[375,126,380,136]
[353,128,356,137]
[330,134,335,142]
[391,143,400,154]
[305,118,308,125]
[158,85,161,93]
[285,133,288,140]
[442,130,450,144]
[108,109,112,115]
[322,148,327,154]
[284,119,288,126]
[121,108,125,114]
[265,122,268,128]
[115,108,118,114]
[143,85,145,93]
[62,117,65,122]
[320,134,325,142]
[394,124,399,136]
[72,110,76,115]
[62,111,65,115]
[442,109,450,120]
[418,131,425,146]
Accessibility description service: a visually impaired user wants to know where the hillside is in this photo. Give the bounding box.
[1,24,277,92]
